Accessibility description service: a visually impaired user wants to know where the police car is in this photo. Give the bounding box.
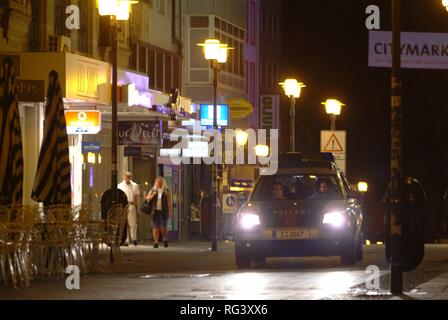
[234,153,364,268]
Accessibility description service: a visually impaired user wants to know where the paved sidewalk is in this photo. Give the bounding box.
[0,241,447,300]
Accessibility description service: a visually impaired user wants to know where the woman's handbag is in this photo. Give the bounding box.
[142,198,154,215]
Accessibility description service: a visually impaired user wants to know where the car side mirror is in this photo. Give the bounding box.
[348,191,363,201]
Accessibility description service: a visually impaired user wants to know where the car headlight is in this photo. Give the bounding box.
[240,213,261,229]
[323,211,346,227]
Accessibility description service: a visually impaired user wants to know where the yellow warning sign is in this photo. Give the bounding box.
[323,133,344,153]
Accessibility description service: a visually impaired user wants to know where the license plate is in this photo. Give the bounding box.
[272,228,319,240]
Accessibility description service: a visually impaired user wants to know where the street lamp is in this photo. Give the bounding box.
[443,0,448,11]
[97,0,137,264]
[255,145,270,157]
[357,181,368,193]
[279,79,305,152]
[198,39,230,252]
[235,130,249,147]
[322,99,345,131]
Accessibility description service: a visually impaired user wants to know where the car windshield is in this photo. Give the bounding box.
[252,174,344,201]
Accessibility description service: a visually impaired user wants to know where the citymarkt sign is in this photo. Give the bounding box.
[369,31,448,70]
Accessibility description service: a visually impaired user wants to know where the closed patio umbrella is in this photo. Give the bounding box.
[32,70,71,205]
[0,57,24,205]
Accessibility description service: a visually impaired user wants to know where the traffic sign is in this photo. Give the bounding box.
[227,98,254,119]
[223,193,238,214]
[321,131,347,174]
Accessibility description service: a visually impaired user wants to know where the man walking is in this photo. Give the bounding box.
[118,172,140,246]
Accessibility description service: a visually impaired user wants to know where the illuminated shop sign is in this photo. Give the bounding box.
[118,120,162,147]
[200,104,229,127]
[65,110,101,134]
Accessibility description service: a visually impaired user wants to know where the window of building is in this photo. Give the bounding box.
[139,46,147,74]
[215,17,220,29]
[148,49,156,87]
[54,0,70,38]
[173,57,180,91]
[250,62,256,100]
[165,55,172,92]
[77,1,90,54]
[261,10,267,36]
[261,60,266,88]
[156,52,164,91]
[273,15,280,41]
[249,0,256,45]
[190,16,209,28]
[130,43,138,70]
[156,0,165,14]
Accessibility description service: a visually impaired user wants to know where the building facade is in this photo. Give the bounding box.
[0,0,283,241]
[0,0,195,241]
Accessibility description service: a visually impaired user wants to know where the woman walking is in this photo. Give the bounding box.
[146,177,172,248]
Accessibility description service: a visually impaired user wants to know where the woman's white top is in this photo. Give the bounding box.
[156,189,163,210]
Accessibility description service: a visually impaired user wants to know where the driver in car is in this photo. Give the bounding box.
[311,179,336,199]
[271,182,286,200]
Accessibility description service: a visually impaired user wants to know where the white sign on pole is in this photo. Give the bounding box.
[320,131,346,174]
[369,31,448,70]
[223,193,238,214]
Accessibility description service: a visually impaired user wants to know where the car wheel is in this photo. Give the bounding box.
[340,239,356,266]
[355,233,364,262]
[235,243,252,268]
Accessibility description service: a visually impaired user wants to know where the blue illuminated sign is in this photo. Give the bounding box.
[81,142,101,154]
[200,104,229,127]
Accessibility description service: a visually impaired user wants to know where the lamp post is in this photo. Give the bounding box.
[198,39,229,252]
[390,0,403,295]
[322,99,345,131]
[98,0,137,204]
[279,79,305,152]
[357,181,368,210]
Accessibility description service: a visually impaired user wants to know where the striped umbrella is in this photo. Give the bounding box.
[0,57,24,205]
[32,70,71,205]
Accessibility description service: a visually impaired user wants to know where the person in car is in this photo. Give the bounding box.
[271,182,286,200]
[311,179,336,198]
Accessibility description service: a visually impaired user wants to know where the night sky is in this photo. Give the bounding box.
[281,0,448,239]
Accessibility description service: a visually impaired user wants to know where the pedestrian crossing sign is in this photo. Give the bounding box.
[223,194,238,214]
